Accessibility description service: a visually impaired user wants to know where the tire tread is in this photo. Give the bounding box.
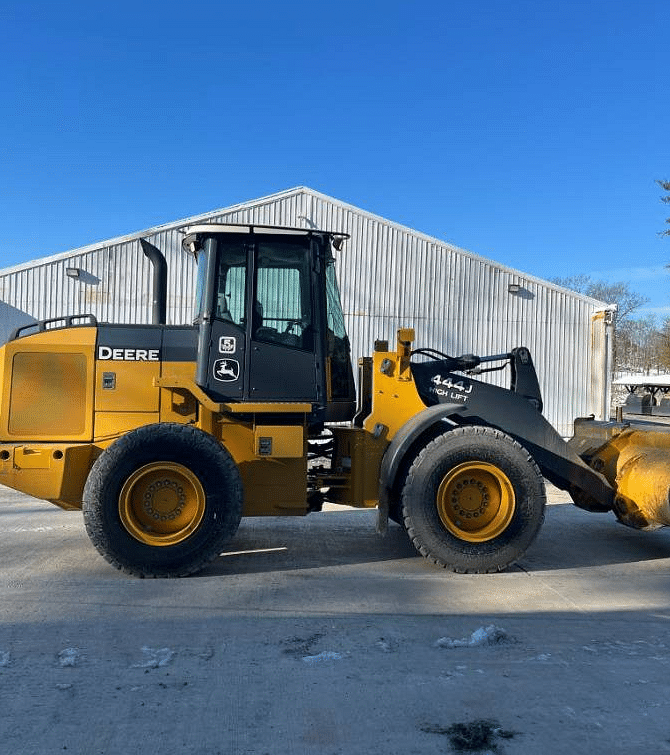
[83,423,243,578]
[401,426,546,573]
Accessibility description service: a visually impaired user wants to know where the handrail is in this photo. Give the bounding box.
[9,314,98,341]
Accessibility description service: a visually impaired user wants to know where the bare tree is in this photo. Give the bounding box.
[550,276,649,320]
[618,314,663,373]
[657,317,670,369]
[551,276,651,372]
[658,179,670,237]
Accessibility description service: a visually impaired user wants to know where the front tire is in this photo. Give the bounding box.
[401,426,545,573]
[83,423,243,577]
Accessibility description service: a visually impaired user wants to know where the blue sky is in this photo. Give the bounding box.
[1,1,668,315]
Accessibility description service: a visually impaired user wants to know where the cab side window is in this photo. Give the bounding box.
[254,241,313,351]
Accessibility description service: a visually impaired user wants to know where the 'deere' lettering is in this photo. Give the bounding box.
[97,346,160,362]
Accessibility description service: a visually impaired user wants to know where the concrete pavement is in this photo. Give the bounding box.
[2,484,670,754]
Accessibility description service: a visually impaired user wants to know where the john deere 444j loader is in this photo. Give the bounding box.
[2,224,670,577]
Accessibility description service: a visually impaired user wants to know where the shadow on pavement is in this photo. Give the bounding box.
[202,511,419,577]
[200,504,670,578]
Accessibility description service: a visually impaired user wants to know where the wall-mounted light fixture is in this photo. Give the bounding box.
[65,267,81,279]
[508,282,521,294]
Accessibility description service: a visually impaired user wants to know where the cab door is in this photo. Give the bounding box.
[246,234,322,402]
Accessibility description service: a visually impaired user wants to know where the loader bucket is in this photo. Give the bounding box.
[585,428,670,530]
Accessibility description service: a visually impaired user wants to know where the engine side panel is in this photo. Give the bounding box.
[0,326,96,442]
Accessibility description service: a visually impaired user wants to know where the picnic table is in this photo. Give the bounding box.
[613,374,670,415]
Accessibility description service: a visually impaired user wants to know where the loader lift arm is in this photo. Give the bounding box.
[409,348,615,513]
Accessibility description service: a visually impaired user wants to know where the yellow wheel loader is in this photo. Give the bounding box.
[1,224,669,577]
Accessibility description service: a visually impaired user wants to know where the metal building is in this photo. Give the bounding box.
[0,186,612,436]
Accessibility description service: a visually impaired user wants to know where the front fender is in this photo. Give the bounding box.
[376,403,464,533]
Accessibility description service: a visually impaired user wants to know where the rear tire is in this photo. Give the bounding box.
[401,426,545,573]
[83,423,243,577]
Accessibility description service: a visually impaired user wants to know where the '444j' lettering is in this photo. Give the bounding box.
[431,375,473,394]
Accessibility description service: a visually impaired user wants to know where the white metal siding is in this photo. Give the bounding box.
[0,187,605,436]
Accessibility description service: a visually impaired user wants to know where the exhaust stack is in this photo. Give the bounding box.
[140,238,167,325]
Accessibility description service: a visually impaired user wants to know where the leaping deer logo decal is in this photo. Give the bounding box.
[213,358,240,382]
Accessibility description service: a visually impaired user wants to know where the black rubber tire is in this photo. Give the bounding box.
[388,507,405,528]
[83,423,243,577]
[401,426,545,573]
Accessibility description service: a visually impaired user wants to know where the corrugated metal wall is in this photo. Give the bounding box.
[0,187,606,435]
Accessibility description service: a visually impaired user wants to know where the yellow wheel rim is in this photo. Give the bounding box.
[436,461,516,542]
[119,462,206,547]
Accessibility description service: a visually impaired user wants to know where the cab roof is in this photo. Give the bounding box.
[180,223,348,254]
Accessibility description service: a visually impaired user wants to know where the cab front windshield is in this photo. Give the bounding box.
[325,255,353,399]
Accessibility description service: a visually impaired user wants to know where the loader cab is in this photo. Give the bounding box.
[183,224,356,423]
